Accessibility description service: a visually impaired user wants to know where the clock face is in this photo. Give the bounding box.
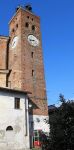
[28,35,39,47]
[12,36,19,49]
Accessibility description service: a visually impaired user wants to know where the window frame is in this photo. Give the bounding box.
[14,97,20,109]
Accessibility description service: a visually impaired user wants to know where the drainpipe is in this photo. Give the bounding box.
[25,97,28,136]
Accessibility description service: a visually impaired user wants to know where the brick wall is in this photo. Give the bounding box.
[0,36,9,87]
[9,7,48,116]
[0,37,8,69]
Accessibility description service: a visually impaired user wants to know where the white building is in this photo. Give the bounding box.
[0,87,32,150]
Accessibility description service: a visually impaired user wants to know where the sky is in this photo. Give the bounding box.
[0,0,74,106]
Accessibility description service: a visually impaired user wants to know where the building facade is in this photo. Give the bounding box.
[0,5,49,144]
[0,87,30,150]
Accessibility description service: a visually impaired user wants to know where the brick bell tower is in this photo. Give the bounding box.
[8,5,49,134]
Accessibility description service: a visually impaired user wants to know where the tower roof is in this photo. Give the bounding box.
[9,5,40,25]
[16,4,32,13]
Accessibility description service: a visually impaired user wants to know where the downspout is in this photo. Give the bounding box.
[25,97,28,136]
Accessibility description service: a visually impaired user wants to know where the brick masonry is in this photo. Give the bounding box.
[0,36,9,87]
[0,7,48,116]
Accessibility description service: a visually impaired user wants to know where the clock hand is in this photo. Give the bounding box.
[30,39,35,41]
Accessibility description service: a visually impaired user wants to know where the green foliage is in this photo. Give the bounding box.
[49,94,74,150]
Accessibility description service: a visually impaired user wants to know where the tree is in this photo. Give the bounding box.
[48,94,74,150]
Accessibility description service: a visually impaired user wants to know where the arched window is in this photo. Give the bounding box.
[6,126,13,131]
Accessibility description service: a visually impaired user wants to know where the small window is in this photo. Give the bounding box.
[25,22,29,28]
[32,25,35,31]
[12,28,15,32]
[14,97,20,109]
[16,24,18,28]
[27,16,29,19]
[32,70,34,76]
[32,18,33,21]
[6,126,13,131]
[31,52,34,58]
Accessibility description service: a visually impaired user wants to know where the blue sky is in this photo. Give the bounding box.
[0,0,74,105]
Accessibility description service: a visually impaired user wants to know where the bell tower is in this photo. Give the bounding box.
[8,5,49,134]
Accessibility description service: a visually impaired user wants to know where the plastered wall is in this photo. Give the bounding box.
[0,92,30,150]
